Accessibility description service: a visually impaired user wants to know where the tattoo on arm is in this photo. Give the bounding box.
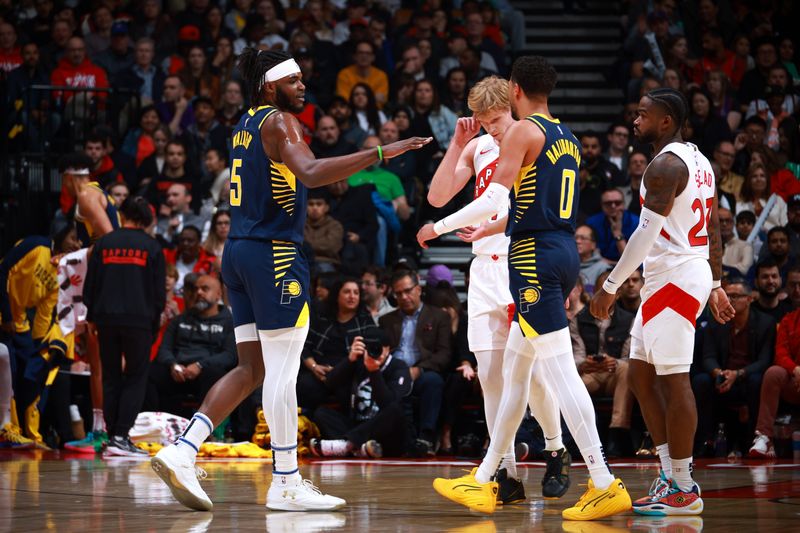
[642,153,686,216]
[707,192,723,281]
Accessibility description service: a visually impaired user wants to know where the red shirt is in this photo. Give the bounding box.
[0,47,22,76]
[775,309,800,374]
[163,247,216,276]
[50,56,109,103]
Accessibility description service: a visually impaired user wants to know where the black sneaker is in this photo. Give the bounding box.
[414,438,435,457]
[541,447,571,498]
[495,467,526,504]
[105,436,148,457]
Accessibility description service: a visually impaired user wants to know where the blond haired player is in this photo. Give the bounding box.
[417,76,570,504]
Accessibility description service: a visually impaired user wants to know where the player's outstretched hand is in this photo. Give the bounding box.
[589,287,616,320]
[452,117,482,146]
[709,287,735,324]
[416,223,438,249]
[382,137,432,159]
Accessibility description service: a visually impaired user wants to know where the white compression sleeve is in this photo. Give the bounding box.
[433,182,510,235]
[603,206,666,294]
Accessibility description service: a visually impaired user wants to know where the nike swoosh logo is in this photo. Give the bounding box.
[582,491,614,510]
[479,148,493,155]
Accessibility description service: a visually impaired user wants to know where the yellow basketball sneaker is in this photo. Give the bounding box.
[562,478,631,521]
[432,468,499,514]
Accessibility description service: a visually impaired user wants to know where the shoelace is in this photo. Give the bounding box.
[195,467,208,480]
[301,479,323,495]
[650,480,672,501]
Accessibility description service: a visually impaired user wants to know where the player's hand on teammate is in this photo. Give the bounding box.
[416,223,438,249]
[456,361,476,381]
[452,117,482,146]
[349,336,366,362]
[455,224,487,243]
[709,286,735,324]
[381,136,433,159]
[589,287,617,320]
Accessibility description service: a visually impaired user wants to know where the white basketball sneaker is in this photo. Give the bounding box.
[266,477,346,511]
[151,444,213,511]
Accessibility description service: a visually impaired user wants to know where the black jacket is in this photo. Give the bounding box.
[702,308,775,377]
[157,306,237,374]
[84,228,166,331]
[328,184,379,248]
[325,354,412,421]
[576,303,636,359]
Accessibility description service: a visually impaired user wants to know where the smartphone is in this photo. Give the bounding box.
[592,354,605,362]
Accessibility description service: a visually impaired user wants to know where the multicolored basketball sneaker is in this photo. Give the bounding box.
[633,479,703,516]
[633,469,670,510]
[64,431,109,454]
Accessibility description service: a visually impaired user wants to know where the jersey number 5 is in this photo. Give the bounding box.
[230,158,242,206]
[559,169,576,219]
[688,197,713,246]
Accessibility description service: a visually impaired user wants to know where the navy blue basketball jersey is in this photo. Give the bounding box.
[228,105,307,244]
[506,113,581,238]
[75,182,121,246]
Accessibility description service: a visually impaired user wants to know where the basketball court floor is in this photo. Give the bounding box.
[1,453,798,532]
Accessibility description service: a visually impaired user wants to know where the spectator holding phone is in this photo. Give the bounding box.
[692,278,774,456]
[571,270,641,457]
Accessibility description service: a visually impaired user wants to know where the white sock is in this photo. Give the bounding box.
[529,364,563,451]
[672,457,694,492]
[501,451,518,479]
[656,443,672,478]
[476,326,535,484]
[92,408,105,433]
[258,326,307,484]
[0,344,11,427]
[535,329,615,490]
[177,412,213,459]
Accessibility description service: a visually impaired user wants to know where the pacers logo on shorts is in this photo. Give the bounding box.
[281,279,302,304]
[518,286,540,313]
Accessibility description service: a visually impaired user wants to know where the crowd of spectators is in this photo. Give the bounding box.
[1,0,800,460]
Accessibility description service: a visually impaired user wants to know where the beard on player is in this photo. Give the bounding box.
[275,83,305,113]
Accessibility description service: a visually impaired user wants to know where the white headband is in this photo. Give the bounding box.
[263,58,301,85]
[65,167,90,176]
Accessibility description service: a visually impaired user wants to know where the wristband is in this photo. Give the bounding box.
[712,280,721,290]
[376,145,383,162]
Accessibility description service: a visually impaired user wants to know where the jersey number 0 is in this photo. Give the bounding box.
[559,169,576,220]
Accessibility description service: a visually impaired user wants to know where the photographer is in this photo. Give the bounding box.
[310,328,411,458]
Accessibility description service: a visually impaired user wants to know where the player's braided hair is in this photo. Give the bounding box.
[237,48,293,107]
[57,152,94,173]
[646,88,688,134]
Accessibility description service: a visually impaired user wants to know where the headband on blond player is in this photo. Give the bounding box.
[260,57,301,88]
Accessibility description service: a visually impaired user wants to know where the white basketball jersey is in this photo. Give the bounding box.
[640,141,715,276]
[471,134,510,256]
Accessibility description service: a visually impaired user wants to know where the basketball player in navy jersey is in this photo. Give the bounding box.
[151,49,430,512]
[429,56,631,520]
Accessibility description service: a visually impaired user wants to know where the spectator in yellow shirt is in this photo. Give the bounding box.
[336,40,389,109]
